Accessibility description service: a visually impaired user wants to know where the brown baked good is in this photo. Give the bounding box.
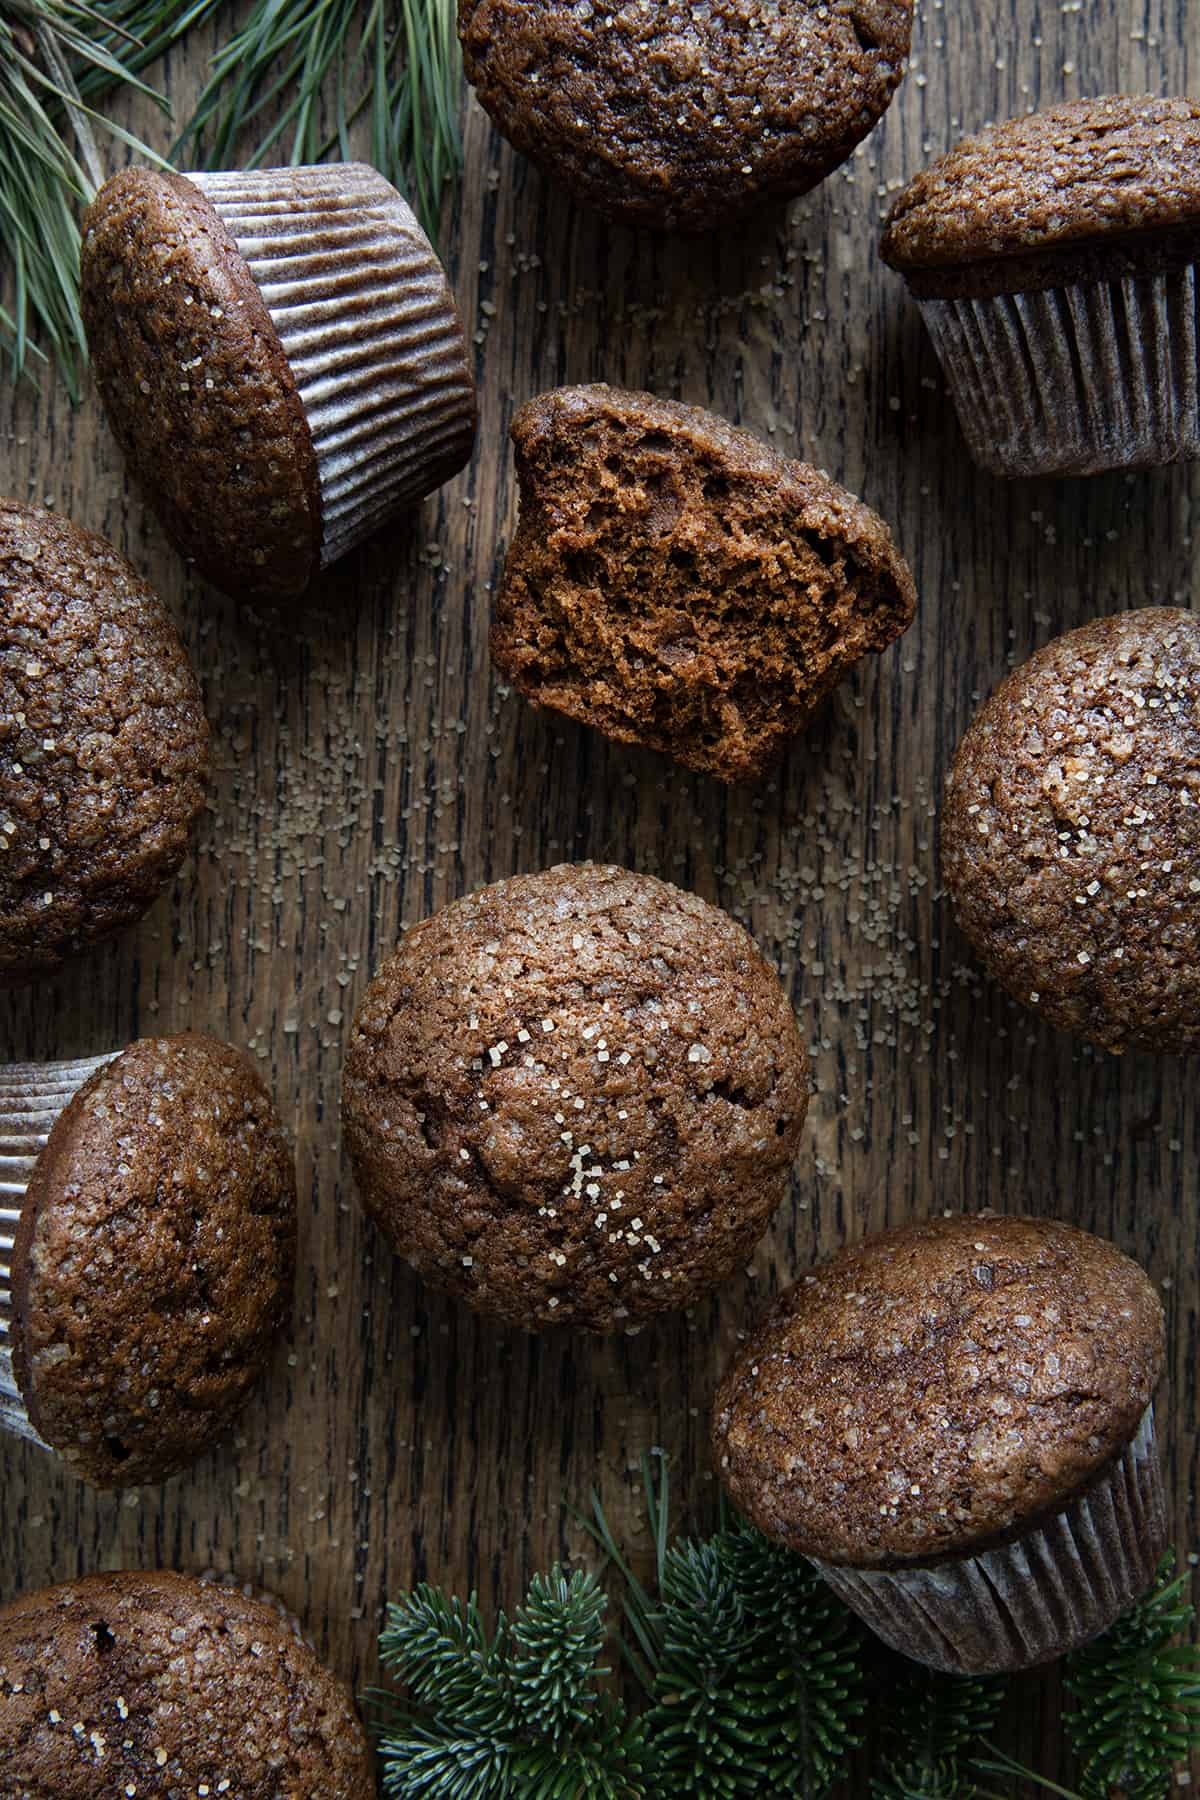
[713,1214,1167,1672]
[343,862,810,1329]
[880,98,1200,476]
[491,386,917,784]
[81,164,476,603]
[0,1035,296,1487]
[0,1571,372,1798]
[882,96,1200,288]
[459,0,913,233]
[0,499,209,986]
[941,608,1200,1056]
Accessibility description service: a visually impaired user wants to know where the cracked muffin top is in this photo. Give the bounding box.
[460,0,912,232]
[713,1213,1164,1566]
[0,498,209,985]
[883,96,1200,273]
[940,607,1200,1055]
[343,862,810,1330]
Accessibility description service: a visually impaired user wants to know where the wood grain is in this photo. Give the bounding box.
[0,0,1196,1787]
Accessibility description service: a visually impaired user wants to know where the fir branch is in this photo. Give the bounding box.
[870,1662,1005,1799]
[374,1569,650,1800]
[175,0,464,239]
[0,0,222,396]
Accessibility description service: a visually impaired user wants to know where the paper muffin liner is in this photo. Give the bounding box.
[811,1405,1166,1674]
[190,164,476,565]
[0,1056,116,1450]
[917,265,1200,477]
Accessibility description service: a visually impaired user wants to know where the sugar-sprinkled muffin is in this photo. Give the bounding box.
[941,608,1200,1055]
[0,499,209,986]
[81,163,477,603]
[492,386,917,784]
[0,1035,296,1486]
[713,1214,1167,1672]
[460,0,913,233]
[342,863,810,1329]
[882,97,1200,476]
[0,1571,373,1797]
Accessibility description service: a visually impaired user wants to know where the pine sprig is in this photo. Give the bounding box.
[871,1660,1005,1798]
[0,0,221,396]
[374,1569,650,1800]
[175,0,464,239]
[1066,1553,1200,1799]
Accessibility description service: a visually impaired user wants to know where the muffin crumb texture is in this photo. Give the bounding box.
[11,1036,296,1487]
[0,1571,373,1798]
[882,95,1200,273]
[343,863,810,1329]
[459,0,912,232]
[0,500,209,986]
[942,607,1200,1054]
[492,386,916,784]
[713,1214,1164,1566]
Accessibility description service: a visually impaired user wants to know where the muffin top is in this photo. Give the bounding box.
[11,1035,296,1487]
[0,500,209,986]
[941,608,1200,1055]
[81,169,322,602]
[493,385,916,784]
[459,0,912,233]
[883,96,1200,273]
[343,862,810,1330]
[0,1571,373,1798]
[713,1214,1164,1567]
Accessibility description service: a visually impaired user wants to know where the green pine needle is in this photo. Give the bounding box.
[1066,1552,1200,1799]
[175,0,464,240]
[0,0,222,397]
[870,1661,1005,1798]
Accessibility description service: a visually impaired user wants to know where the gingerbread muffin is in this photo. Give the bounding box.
[81,163,476,603]
[713,1214,1167,1673]
[343,863,810,1329]
[492,386,916,784]
[941,608,1200,1055]
[0,1571,372,1797]
[882,97,1200,476]
[459,0,913,233]
[0,499,209,986]
[0,1035,296,1486]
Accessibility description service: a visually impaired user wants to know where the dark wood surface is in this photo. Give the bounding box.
[1,0,1196,1786]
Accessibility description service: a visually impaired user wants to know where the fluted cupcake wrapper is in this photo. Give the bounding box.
[918,266,1200,477]
[811,1405,1166,1674]
[0,1057,116,1450]
[190,165,476,565]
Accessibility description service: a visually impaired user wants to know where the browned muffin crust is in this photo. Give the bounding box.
[882,96,1200,282]
[941,608,1200,1055]
[713,1215,1164,1567]
[492,386,916,785]
[0,500,209,986]
[10,1035,296,1487]
[343,863,810,1329]
[81,169,322,602]
[0,1571,373,1798]
[460,0,911,233]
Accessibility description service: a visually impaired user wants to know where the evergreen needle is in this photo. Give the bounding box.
[175,0,464,241]
[0,0,224,397]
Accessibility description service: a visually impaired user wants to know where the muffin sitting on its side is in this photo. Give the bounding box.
[343,863,810,1330]
[81,164,476,603]
[0,1572,373,1797]
[0,499,209,986]
[942,607,1200,1055]
[713,1214,1167,1673]
[882,97,1200,477]
[492,386,916,784]
[460,0,913,233]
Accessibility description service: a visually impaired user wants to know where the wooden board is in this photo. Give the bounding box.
[1,0,1196,1786]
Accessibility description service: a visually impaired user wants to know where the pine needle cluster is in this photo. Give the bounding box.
[374,1457,1200,1799]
